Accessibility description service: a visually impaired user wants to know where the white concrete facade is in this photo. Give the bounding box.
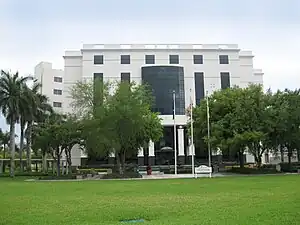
[36,44,264,165]
[63,44,263,117]
[34,62,64,114]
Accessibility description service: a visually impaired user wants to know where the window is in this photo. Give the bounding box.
[53,89,62,95]
[169,55,179,64]
[121,55,131,64]
[145,55,155,64]
[220,72,230,89]
[53,102,62,108]
[193,55,203,64]
[121,73,130,82]
[94,55,103,64]
[93,73,104,106]
[194,72,205,105]
[219,55,229,64]
[54,77,62,83]
[141,66,185,115]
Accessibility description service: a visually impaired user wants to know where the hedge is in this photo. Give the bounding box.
[279,162,300,172]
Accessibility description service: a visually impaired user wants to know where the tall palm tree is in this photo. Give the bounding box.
[24,81,53,172]
[0,70,32,177]
[19,83,37,172]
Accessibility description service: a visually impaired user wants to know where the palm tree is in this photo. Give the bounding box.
[0,70,32,177]
[19,83,37,172]
[0,131,12,172]
[24,81,53,172]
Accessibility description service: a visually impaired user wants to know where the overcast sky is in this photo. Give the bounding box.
[0,0,300,132]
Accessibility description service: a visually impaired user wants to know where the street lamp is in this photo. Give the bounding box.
[173,90,177,175]
[206,91,212,177]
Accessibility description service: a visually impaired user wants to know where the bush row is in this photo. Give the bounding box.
[102,172,142,179]
[228,167,280,174]
[279,162,300,172]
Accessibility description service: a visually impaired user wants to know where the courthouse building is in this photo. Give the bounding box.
[35,44,263,166]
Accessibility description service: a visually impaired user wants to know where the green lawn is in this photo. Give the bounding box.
[0,175,300,225]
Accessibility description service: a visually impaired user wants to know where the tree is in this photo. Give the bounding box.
[192,85,275,167]
[69,80,111,118]
[72,81,163,174]
[24,81,53,172]
[192,87,247,166]
[0,70,32,177]
[228,85,273,167]
[279,89,300,166]
[59,115,83,174]
[33,113,67,176]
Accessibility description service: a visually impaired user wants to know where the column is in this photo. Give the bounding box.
[178,126,185,164]
[148,140,155,165]
[108,151,115,164]
[138,147,144,166]
[187,139,194,164]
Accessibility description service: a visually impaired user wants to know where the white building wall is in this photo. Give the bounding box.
[34,62,64,113]
[62,44,264,125]
[39,44,264,165]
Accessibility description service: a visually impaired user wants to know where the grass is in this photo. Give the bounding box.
[0,175,300,225]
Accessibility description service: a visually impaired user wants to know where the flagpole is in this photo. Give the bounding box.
[190,89,195,177]
[173,90,177,175]
[206,90,212,178]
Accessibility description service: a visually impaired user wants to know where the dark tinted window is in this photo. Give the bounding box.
[220,72,230,89]
[121,73,130,82]
[193,55,203,64]
[94,55,103,64]
[169,55,179,64]
[145,55,155,64]
[219,55,229,64]
[53,102,62,108]
[93,73,103,107]
[54,77,62,82]
[142,66,185,115]
[194,72,205,105]
[121,55,131,64]
[53,89,62,95]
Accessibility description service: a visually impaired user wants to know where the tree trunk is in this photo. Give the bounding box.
[297,149,300,162]
[19,122,25,173]
[9,120,16,178]
[121,151,126,175]
[56,148,61,176]
[238,151,244,168]
[255,155,262,168]
[26,121,33,172]
[3,144,6,172]
[116,153,122,175]
[66,149,72,174]
[42,152,48,174]
[280,145,284,163]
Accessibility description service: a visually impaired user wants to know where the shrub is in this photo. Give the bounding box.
[279,162,300,172]
[228,167,279,174]
[0,172,49,177]
[102,171,142,179]
[77,168,112,175]
[38,175,76,180]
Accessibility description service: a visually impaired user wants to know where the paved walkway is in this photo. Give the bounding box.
[25,173,298,182]
[25,173,227,182]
